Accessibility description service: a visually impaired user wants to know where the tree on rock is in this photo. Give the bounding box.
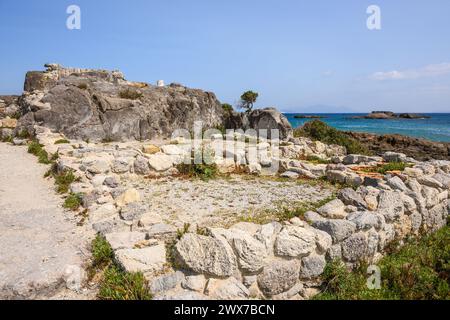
[239,91,259,113]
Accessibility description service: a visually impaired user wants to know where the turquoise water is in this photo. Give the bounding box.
[285,113,450,143]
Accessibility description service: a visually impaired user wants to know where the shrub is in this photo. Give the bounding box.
[119,88,143,100]
[54,170,77,194]
[55,139,70,144]
[222,103,233,114]
[91,235,114,269]
[177,163,218,181]
[294,120,370,155]
[90,236,152,300]
[28,140,52,164]
[306,155,331,164]
[77,83,88,90]
[315,225,450,300]
[63,193,83,211]
[376,162,409,174]
[98,265,152,300]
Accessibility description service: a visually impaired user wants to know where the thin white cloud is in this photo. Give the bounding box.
[370,63,450,81]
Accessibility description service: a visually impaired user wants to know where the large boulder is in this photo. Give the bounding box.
[226,108,293,140]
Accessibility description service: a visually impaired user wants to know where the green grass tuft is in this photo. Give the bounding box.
[98,265,152,300]
[54,170,77,194]
[90,235,152,300]
[55,139,70,144]
[28,140,52,164]
[177,163,218,181]
[63,193,83,211]
[91,235,114,269]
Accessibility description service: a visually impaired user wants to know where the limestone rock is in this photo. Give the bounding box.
[142,145,161,155]
[312,219,357,243]
[257,260,300,296]
[299,254,326,279]
[115,188,141,207]
[274,226,316,258]
[149,271,184,295]
[115,245,166,274]
[338,188,367,209]
[147,154,173,172]
[205,278,249,300]
[317,199,347,219]
[175,234,237,277]
[377,190,404,222]
[341,232,368,262]
[181,275,206,293]
[105,231,146,250]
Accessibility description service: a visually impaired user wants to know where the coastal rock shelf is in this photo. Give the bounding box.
[3,123,447,300]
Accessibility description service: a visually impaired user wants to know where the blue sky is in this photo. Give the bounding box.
[1,0,449,112]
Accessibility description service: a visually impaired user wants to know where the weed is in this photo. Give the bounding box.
[28,140,52,164]
[98,265,152,300]
[63,193,83,211]
[119,88,143,100]
[177,163,218,181]
[55,139,70,144]
[54,170,77,194]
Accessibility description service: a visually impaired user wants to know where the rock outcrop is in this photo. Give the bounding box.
[11,64,293,142]
[16,64,226,141]
[225,108,293,140]
[346,131,450,161]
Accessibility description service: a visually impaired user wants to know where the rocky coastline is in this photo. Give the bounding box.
[346,131,450,161]
[0,65,449,300]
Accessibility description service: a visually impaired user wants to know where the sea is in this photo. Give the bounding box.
[284,113,450,143]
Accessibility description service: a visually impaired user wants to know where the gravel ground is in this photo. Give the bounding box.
[126,175,336,228]
[0,143,94,299]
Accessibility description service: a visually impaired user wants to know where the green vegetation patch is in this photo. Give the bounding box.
[28,140,52,164]
[119,88,143,100]
[306,155,331,164]
[54,139,70,144]
[63,193,83,211]
[98,265,152,300]
[54,170,77,194]
[315,224,450,300]
[294,120,371,155]
[275,195,336,221]
[177,163,218,181]
[89,235,152,300]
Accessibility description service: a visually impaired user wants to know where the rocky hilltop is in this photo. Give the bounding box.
[16,64,227,141]
[6,64,292,142]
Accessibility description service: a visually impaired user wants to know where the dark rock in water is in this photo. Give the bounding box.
[347,131,450,161]
[351,111,430,120]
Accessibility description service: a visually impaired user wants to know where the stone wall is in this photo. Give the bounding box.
[17,126,449,300]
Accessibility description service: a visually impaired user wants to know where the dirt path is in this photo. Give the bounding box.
[0,143,94,299]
